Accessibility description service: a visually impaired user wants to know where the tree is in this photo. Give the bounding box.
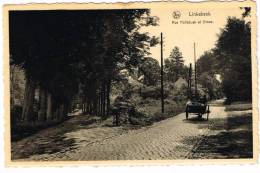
[10,9,159,125]
[164,46,185,82]
[196,51,216,75]
[214,17,251,102]
[196,51,223,100]
[10,11,85,122]
[138,57,160,86]
[78,10,159,118]
[241,7,251,18]
[197,72,222,100]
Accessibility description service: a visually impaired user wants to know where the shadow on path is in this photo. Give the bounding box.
[11,115,100,160]
[183,111,252,159]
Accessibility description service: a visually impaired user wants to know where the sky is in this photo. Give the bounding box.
[141,6,243,66]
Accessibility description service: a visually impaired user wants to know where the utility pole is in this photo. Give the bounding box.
[189,63,192,99]
[161,32,164,113]
[194,42,197,99]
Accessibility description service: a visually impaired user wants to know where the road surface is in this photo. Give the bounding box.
[12,100,252,161]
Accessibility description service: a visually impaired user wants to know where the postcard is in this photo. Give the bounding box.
[3,0,257,166]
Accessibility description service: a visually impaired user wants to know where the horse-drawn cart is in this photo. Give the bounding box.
[185,101,210,120]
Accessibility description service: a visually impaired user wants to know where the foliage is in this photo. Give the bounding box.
[196,51,216,75]
[138,57,160,86]
[197,72,222,100]
[9,9,159,123]
[164,46,185,83]
[140,85,162,99]
[135,99,186,124]
[241,7,251,18]
[10,65,25,106]
[214,17,251,102]
[11,105,23,127]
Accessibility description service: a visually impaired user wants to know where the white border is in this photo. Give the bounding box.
[0,0,259,172]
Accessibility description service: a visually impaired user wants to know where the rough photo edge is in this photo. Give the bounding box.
[2,0,258,167]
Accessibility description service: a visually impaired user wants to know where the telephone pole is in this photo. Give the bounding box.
[189,63,192,99]
[161,33,164,113]
[194,42,197,99]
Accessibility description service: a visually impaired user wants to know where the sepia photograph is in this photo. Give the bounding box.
[3,1,257,164]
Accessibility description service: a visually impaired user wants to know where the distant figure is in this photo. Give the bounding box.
[113,96,124,126]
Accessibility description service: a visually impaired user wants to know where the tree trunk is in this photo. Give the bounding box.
[84,103,86,113]
[53,107,58,121]
[100,84,103,117]
[63,102,69,120]
[51,100,58,121]
[93,96,98,116]
[86,99,90,113]
[97,89,101,116]
[86,101,88,113]
[58,104,64,121]
[38,87,47,121]
[102,82,106,117]
[22,76,36,122]
[68,101,72,114]
[106,80,111,117]
[46,92,52,121]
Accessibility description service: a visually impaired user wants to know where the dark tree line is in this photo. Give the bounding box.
[214,16,251,102]
[196,8,252,102]
[9,9,158,124]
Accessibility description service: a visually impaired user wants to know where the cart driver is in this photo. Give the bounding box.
[201,95,207,105]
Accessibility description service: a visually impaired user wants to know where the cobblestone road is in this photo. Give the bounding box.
[12,100,252,161]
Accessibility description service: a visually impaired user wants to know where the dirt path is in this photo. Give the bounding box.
[12,101,252,161]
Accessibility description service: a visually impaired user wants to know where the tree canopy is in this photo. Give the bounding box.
[9,9,159,122]
[214,16,251,102]
[164,46,185,83]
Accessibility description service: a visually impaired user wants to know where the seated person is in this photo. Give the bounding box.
[200,95,207,104]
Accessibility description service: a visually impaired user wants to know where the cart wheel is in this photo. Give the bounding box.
[186,106,189,120]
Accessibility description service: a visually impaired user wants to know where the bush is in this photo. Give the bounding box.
[140,85,169,99]
[150,111,166,122]
[122,84,135,99]
[134,97,186,125]
[129,110,152,126]
[170,85,188,102]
